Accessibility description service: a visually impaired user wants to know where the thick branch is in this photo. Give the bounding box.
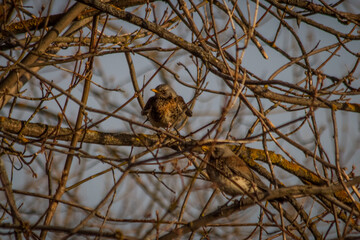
[0,116,159,146]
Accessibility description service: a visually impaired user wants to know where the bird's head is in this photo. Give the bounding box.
[151,84,177,99]
[202,145,235,158]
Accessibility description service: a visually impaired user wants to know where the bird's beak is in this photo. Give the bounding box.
[151,89,159,93]
[201,146,210,152]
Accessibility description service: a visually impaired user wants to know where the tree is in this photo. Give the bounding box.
[0,0,359,239]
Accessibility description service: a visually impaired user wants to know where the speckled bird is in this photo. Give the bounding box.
[141,84,192,128]
[206,145,269,196]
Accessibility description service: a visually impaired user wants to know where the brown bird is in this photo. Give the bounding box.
[141,84,192,128]
[206,145,269,197]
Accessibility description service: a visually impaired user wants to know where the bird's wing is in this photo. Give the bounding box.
[226,156,269,191]
[176,96,192,117]
[142,97,155,115]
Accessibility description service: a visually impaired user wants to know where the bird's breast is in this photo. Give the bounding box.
[207,164,260,196]
[148,98,185,127]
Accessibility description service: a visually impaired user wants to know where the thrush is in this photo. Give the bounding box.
[205,145,269,197]
[142,84,192,128]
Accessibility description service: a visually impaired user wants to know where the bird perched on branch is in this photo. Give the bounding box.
[142,84,192,129]
[205,145,270,197]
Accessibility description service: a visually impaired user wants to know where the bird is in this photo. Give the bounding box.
[205,145,270,197]
[141,84,192,129]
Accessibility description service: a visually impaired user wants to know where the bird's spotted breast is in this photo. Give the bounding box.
[149,98,184,127]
